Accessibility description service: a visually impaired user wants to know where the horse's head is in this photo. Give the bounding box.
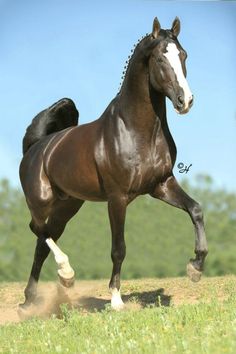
[148,17,193,114]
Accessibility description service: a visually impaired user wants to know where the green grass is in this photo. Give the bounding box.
[1,300,236,354]
[0,277,236,353]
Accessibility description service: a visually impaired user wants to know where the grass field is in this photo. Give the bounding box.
[0,276,236,353]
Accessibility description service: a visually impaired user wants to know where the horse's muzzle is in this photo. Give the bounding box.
[175,95,194,115]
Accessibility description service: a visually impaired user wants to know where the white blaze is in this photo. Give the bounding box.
[164,43,192,109]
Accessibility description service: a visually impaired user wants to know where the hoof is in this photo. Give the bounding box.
[58,268,75,288]
[17,302,34,320]
[187,262,202,282]
[58,273,75,288]
[111,302,125,311]
[18,302,29,310]
[18,297,37,310]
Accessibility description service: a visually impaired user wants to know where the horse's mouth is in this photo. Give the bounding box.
[175,107,190,115]
[175,100,193,115]
[168,95,193,115]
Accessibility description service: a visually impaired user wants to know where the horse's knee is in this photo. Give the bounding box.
[111,242,126,264]
[189,202,203,224]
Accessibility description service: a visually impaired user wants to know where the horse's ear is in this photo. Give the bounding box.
[152,17,161,39]
[171,17,181,37]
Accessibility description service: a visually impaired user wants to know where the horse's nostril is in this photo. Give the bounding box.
[177,95,184,107]
[189,96,194,107]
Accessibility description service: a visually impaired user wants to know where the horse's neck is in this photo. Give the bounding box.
[115,61,176,160]
[118,59,169,135]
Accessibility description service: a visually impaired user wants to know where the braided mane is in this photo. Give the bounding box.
[117,33,150,94]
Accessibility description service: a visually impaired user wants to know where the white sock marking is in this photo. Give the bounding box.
[46,238,74,279]
[164,43,192,109]
[111,288,124,310]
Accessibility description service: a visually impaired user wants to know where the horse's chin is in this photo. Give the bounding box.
[175,107,190,115]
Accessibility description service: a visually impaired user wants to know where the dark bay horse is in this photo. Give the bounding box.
[19,17,208,310]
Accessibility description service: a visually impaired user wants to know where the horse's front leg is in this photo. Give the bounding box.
[108,195,127,310]
[151,175,208,281]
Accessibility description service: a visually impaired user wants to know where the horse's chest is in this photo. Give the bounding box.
[101,120,175,194]
[118,139,173,193]
[134,148,172,187]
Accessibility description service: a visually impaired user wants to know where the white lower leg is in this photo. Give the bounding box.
[111,288,124,310]
[46,238,74,280]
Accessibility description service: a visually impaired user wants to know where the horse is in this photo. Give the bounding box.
[19,17,208,311]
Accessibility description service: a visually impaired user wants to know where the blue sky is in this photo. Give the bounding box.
[0,0,235,191]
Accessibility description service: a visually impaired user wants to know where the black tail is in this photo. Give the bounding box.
[22,98,79,155]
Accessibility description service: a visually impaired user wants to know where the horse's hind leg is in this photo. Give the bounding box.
[151,175,208,282]
[44,198,84,287]
[20,206,51,308]
[21,198,84,309]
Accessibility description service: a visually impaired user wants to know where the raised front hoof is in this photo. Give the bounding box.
[58,274,75,288]
[187,261,202,282]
